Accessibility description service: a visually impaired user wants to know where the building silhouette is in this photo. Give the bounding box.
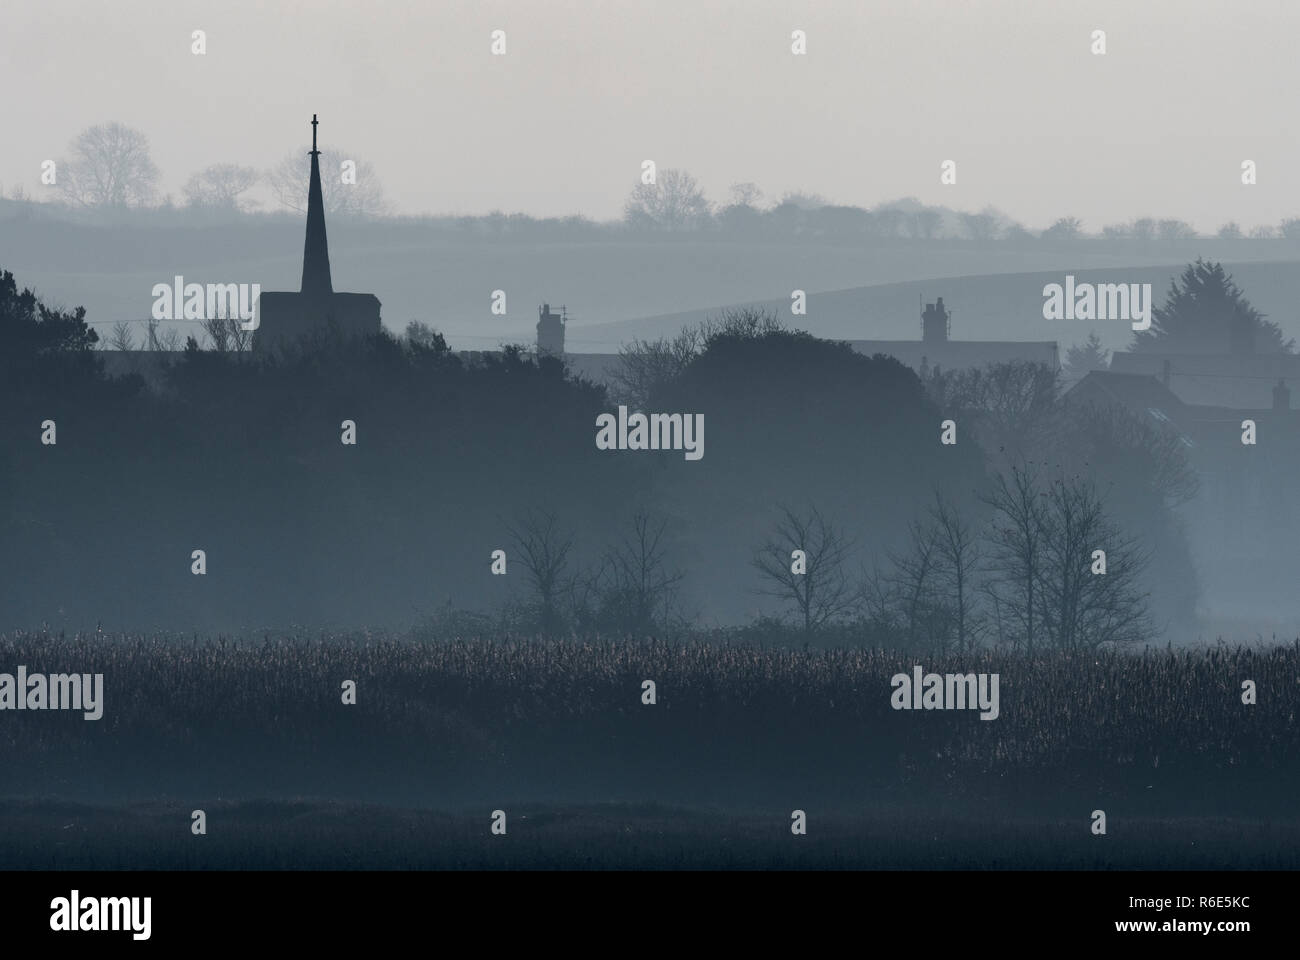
[921,297,951,343]
[254,115,381,353]
[537,303,566,356]
[456,301,624,384]
[1108,349,1300,408]
[849,296,1058,375]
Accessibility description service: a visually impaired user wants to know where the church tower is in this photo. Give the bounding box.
[254,115,382,354]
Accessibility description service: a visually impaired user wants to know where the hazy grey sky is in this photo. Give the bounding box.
[2,0,1296,230]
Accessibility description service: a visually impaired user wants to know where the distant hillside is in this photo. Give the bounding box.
[1,215,1295,352]
[587,259,1300,357]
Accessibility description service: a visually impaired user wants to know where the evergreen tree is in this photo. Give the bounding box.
[1063,331,1109,381]
[1133,258,1293,353]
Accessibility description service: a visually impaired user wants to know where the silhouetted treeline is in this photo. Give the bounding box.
[2,267,1195,641]
[0,269,976,631]
[17,184,1300,247]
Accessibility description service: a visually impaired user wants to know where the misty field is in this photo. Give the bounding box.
[1,629,1296,867]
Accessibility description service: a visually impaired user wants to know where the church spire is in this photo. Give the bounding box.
[301,113,333,295]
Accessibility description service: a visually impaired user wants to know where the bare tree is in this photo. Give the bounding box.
[107,320,136,352]
[266,148,386,216]
[870,206,903,238]
[183,163,260,211]
[982,462,1047,653]
[1036,473,1152,650]
[728,182,764,208]
[623,168,712,232]
[1056,400,1199,507]
[1042,216,1084,240]
[506,509,574,636]
[929,360,1060,460]
[699,305,785,346]
[405,321,447,352]
[911,208,943,239]
[200,315,253,353]
[560,559,608,638]
[1157,219,1197,240]
[929,493,983,654]
[981,462,1152,651]
[886,516,949,652]
[613,325,701,408]
[56,122,160,208]
[752,504,857,636]
[614,307,784,407]
[599,510,685,636]
[779,191,827,211]
[858,563,895,625]
[145,319,182,352]
[961,207,1002,240]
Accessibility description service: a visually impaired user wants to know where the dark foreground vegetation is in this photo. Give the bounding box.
[3,800,1291,870]
[1,629,1295,867]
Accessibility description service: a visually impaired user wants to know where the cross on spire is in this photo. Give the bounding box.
[310,114,319,156]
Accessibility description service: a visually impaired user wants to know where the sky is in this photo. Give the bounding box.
[1,0,1297,231]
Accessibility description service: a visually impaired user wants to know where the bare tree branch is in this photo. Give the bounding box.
[752,504,857,636]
